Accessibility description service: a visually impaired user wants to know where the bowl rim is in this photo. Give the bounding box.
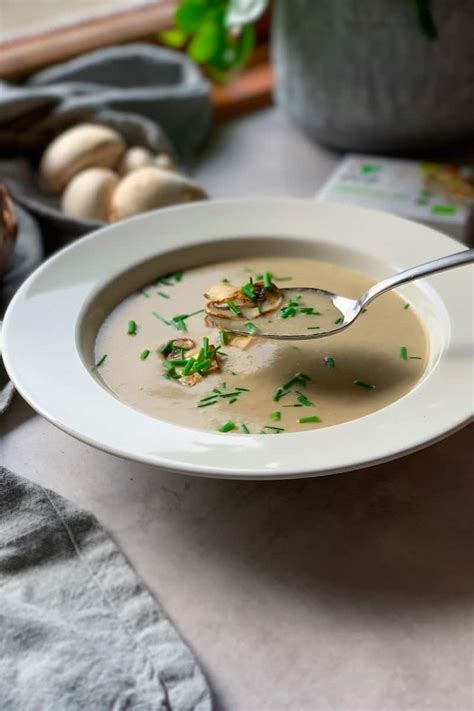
[3,198,473,479]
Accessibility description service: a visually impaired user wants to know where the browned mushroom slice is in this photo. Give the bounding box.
[180,373,203,387]
[166,338,196,360]
[206,285,283,322]
[227,334,254,350]
[204,282,240,302]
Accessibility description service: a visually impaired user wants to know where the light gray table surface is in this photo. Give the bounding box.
[2,108,473,711]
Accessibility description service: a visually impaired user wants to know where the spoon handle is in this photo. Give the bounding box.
[359,248,474,309]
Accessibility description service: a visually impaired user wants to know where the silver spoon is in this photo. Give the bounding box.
[211,249,474,341]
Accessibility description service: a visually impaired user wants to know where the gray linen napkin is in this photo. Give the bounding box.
[0,467,212,711]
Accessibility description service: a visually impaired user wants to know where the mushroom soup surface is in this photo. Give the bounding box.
[95,257,428,434]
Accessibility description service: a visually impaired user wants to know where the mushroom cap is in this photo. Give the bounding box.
[39,123,126,194]
[61,167,119,222]
[109,166,207,222]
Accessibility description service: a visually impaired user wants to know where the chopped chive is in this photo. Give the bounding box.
[282,372,310,390]
[296,391,313,406]
[162,360,175,371]
[262,425,285,433]
[198,399,218,408]
[283,404,303,408]
[257,302,263,314]
[280,306,297,319]
[156,277,173,286]
[245,322,259,334]
[235,387,249,392]
[160,340,173,356]
[194,358,213,373]
[169,359,189,366]
[262,271,273,290]
[203,336,209,356]
[271,411,281,421]
[172,318,187,331]
[182,357,195,376]
[200,394,219,403]
[273,387,290,402]
[227,299,243,316]
[222,278,230,283]
[354,380,375,389]
[241,283,256,301]
[324,356,335,368]
[229,397,238,404]
[409,356,422,360]
[141,290,150,298]
[140,349,150,360]
[153,311,171,325]
[95,354,107,367]
[298,416,321,424]
[399,346,408,360]
[172,271,183,282]
[299,307,321,315]
[218,421,236,433]
[241,424,250,434]
[334,317,343,325]
[231,371,238,376]
[307,326,320,330]
[157,291,170,299]
[127,320,137,335]
[220,392,242,398]
[187,309,205,319]
[219,330,227,345]
[404,303,410,310]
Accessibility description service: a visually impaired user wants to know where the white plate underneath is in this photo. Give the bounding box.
[3,199,473,479]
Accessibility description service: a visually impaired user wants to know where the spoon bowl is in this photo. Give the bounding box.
[207,249,474,340]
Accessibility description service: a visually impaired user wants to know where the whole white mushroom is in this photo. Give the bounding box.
[39,123,126,194]
[109,167,207,222]
[61,168,119,222]
[118,147,154,175]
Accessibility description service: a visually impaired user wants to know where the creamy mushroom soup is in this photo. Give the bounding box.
[95,257,428,434]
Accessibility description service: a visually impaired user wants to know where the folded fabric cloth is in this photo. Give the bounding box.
[0,467,212,711]
[0,44,211,159]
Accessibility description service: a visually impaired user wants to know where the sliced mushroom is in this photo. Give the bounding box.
[205,280,283,321]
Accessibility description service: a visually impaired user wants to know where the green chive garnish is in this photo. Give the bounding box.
[153,311,171,325]
[203,336,209,356]
[227,299,242,316]
[324,356,335,368]
[241,424,250,434]
[245,322,259,334]
[298,416,321,424]
[262,425,285,433]
[334,317,343,325]
[182,357,195,375]
[409,356,422,360]
[282,373,310,390]
[140,349,150,360]
[95,354,107,367]
[404,303,410,310]
[218,421,236,433]
[241,283,256,301]
[172,318,187,331]
[198,398,217,408]
[273,387,289,402]
[172,271,183,282]
[400,346,408,360]
[271,411,281,421]
[307,326,320,330]
[160,340,173,356]
[142,290,150,298]
[296,392,313,407]
[127,320,137,335]
[354,380,375,389]
[262,271,273,290]
[219,330,227,345]
[157,291,170,299]
[235,387,249,392]
[229,397,238,404]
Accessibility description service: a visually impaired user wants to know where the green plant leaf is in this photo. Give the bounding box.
[226,0,268,27]
[234,23,256,69]
[176,0,210,33]
[188,17,223,63]
[159,28,188,48]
